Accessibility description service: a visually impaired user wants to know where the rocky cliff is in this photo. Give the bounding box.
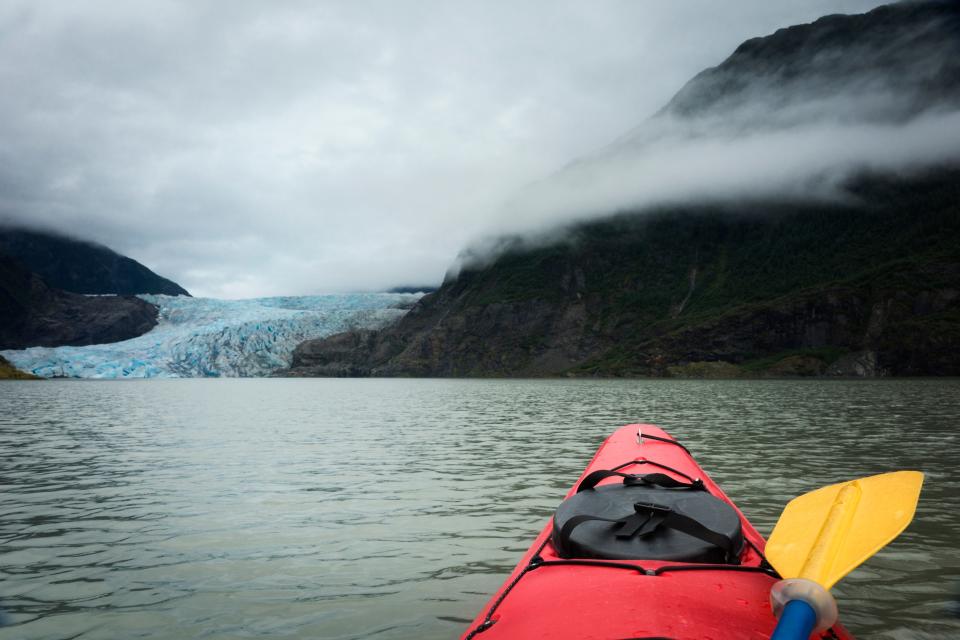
[0,254,159,350]
[288,2,960,378]
[0,227,191,349]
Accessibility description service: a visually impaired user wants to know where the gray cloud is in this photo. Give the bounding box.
[0,0,890,297]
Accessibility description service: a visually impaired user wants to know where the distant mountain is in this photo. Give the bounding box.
[0,228,189,296]
[288,1,960,378]
[0,253,158,350]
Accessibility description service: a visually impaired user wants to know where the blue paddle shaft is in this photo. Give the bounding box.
[771,599,817,640]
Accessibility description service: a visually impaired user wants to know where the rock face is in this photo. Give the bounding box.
[0,228,189,296]
[288,1,960,378]
[0,227,188,350]
[0,354,38,379]
[0,255,158,350]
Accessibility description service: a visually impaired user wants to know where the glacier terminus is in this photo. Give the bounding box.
[1,293,420,378]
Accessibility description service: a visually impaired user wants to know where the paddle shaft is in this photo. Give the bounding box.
[770,600,817,640]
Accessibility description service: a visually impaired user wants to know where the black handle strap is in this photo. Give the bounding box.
[615,504,667,539]
[576,470,704,493]
[654,508,737,561]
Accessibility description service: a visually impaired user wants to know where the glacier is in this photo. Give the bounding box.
[1,293,419,378]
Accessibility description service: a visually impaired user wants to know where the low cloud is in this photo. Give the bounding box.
[497,110,960,237]
[487,3,960,240]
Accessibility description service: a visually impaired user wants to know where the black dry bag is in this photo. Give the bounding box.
[551,470,744,564]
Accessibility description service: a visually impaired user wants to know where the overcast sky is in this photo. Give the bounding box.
[0,1,892,298]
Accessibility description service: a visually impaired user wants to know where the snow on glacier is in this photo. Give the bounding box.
[1,293,419,378]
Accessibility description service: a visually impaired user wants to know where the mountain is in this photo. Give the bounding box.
[0,253,159,350]
[288,1,960,378]
[0,227,189,351]
[502,0,960,229]
[0,228,190,296]
[659,0,960,125]
[289,170,960,377]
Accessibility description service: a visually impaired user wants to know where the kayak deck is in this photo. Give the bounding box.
[461,424,853,640]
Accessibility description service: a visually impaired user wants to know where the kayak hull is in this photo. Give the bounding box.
[461,424,854,640]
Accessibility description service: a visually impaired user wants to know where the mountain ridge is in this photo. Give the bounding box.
[0,227,190,297]
[660,0,960,124]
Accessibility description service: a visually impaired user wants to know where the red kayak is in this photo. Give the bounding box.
[461,424,854,639]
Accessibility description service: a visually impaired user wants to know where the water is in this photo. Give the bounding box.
[1,379,957,639]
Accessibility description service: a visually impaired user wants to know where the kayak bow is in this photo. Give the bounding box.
[462,424,858,640]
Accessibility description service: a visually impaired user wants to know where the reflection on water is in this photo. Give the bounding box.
[1,379,957,639]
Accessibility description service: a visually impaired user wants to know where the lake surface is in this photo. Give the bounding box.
[1,379,958,639]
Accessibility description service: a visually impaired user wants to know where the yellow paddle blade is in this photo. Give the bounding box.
[766,471,923,590]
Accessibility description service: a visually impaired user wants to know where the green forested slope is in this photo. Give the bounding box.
[289,170,960,377]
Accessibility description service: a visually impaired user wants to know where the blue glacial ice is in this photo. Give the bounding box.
[1,293,419,378]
